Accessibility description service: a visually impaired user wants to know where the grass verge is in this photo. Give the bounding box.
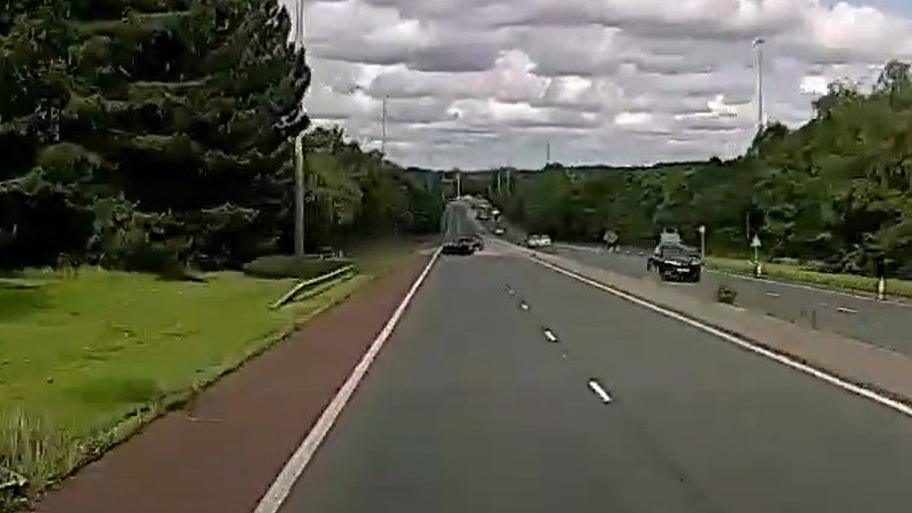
[0,242,419,506]
[707,256,912,299]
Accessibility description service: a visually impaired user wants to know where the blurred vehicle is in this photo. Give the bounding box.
[443,236,477,255]
[493,226,506,236]
[470,234,485,252]
[659,227,683,245]
[526,234,552,248]
[603,230,619,252]
[647,243,702,282]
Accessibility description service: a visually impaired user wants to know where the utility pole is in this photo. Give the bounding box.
[293,0,306,257]
[381,96,388,155]
[294,133,305,257]
[456,170,462,198]
[746,211,751,241]
[698,225,706,260]
[753,37,765,134]
[546,141,551,164]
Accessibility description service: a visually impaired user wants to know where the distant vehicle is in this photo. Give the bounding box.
[477,211,490,221]
[470,233,484,252]
[659,227,683,245]
[526,234,552,248]
[493,226,505,236]
[491,209,501,218]
[603,230,619,252]
[443,236,477,255]
[647,243,702,282]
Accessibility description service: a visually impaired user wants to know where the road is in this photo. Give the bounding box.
[481,209,912,357]
[275,211,912,512]
[549,243,912,358]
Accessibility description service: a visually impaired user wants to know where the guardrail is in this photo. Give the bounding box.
[270,265,355,309]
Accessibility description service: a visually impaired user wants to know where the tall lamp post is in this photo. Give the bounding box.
[381,96,388,155]
[292,0,306,257]
[698,225,706,260]
[753,37,766,134]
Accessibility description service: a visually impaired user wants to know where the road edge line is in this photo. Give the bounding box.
[253,247,443,513]
[532,257,912,419]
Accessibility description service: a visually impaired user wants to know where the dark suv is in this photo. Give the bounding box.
[443,236,477,255]
[647,243,703,282]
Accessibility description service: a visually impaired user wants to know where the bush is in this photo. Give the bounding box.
[242,255,351,280]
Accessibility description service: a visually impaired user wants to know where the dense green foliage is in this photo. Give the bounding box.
[0,0,442,272]
[494,61,912,278]
[241,254,348,280]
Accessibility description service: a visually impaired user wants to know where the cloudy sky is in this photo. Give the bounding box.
[285,0,912,169]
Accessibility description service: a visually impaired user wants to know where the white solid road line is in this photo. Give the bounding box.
[765,292,781,298]
[588,379,613,404]
[543,328,559,343]
[837,307,859,315]
[253,247,443,513]
[533,257,912,419]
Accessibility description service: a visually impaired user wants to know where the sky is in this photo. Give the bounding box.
[285,0,912,169]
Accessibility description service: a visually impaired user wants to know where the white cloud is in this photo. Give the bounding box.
[615,111,655,126]
[801,75,830,94]
[287,0,912,168]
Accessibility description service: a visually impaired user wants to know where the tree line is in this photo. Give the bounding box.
[491,61,912,278]
[0,0,442,272]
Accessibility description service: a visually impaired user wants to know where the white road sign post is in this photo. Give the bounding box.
[751,235,762,277]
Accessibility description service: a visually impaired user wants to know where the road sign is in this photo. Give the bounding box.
[751,235,762,249]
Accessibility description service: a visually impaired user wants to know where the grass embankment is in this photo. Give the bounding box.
[707,256,912,299]
[0,241,421,505]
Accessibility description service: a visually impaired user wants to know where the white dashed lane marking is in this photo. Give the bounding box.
[588,379,613,404]
[543,328,559,343]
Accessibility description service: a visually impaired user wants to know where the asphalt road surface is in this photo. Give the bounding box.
[550,243,912,358]
[278,235,912,513]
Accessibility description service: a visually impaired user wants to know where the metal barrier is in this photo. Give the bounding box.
[270,265,355,309]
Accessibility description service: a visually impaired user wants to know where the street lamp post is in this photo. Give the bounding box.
[294,132,305,257]
[753,37,766,133]
[381,96,388,155]
[292,0,306,257]
[698,225,706,260]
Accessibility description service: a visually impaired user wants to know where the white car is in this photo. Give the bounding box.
[526,234,552,248]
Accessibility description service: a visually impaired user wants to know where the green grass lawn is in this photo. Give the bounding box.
[0,265,375,498]
[707,256,912,298]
